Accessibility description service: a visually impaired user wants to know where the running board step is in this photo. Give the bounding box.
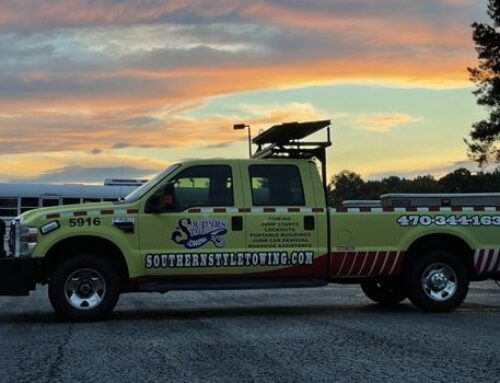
[136,278,326,292]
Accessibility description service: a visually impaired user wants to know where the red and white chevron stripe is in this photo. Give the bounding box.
[45,209,139,220]
[332,251,406,277]
[186,207,325,214]
[331,206,500,213]
[474,249,500,275]
[44,205,500,219]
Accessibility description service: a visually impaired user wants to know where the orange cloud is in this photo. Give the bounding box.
[353,113,419,133]
[0,102,326,155]
[241,2,471,49]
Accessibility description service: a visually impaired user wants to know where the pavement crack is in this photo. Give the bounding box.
[45,323,73,383]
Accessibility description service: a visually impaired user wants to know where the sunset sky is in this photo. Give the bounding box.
[0,0,491,184]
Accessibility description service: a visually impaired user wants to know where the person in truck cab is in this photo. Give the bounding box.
[151,183,176,212]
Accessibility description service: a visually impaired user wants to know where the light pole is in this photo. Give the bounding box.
[233,123,252,158]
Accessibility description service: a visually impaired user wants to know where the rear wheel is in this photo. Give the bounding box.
[360,279,407,305]
[405,250,469,312]
[49,255,120,321]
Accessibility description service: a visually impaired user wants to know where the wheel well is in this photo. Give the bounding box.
[405,233,474,275]
[44,236,130,288]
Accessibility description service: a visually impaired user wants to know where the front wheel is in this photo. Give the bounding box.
[49,255,120,321]
[361,279,407,305]
[405,250,469,312]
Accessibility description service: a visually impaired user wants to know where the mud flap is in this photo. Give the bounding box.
[0,258,41,296]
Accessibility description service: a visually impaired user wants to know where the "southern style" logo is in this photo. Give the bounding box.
[171,218,227,249]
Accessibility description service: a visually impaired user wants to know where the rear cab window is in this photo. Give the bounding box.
[249,165,305,206]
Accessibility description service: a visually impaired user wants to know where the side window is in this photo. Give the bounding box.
[21,197,39,213]
[171,165,233,210]
[63,198,81,205]
[0,197,18,217]
[249,165,305,206]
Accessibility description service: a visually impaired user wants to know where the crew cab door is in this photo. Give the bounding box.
[138,162,247,277]
[240,162,325,278]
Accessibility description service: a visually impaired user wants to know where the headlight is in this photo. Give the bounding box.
[12,223,38,257]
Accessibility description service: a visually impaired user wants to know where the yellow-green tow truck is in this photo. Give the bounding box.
[1,120,499,320]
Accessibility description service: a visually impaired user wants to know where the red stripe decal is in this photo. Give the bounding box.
[475,250,484,274]
[351,252,366,275]
[392,251,406,275]
[213,208,226,213]
[336,207,348,213]
[407,207,417,212]
[474,206,485,211]
[493,254,500,273]
[429,206,440,212]
[288,207,301,212]
[100,209,114,215]
[483,249,494,273]
[360,251,376,275]
[46,213,60,219]
[381,251,397,275]
[312,208,324,213]
[331,252,345,276]
[73,211,87,217]
[382,207,394,212]
[346,252,359,275]
[239,208,251,213]
[360,207,371,212]
[127,209,139,214]
[263,207,276,213]
[493,251,500,273]
[372,251,387,275]
[339,252,356,275]
[452,206,462,211]
[188,208,201,213]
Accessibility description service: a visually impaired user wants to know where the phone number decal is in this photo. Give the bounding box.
[397,215,500,227]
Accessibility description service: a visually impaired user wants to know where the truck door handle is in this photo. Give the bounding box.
[304,216,315,231]
[113,218,135,234]
[232,216,243,231]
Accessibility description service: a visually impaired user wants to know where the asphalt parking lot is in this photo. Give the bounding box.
[0,282,499,383]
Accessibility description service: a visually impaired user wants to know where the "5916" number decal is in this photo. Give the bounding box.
[397,215,500,227]
[69,217,101,227]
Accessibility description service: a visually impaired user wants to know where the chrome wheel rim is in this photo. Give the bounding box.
[421,263,457,302]
[64,268,106,310]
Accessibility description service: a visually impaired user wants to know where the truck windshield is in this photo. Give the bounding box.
[118,164,180,204]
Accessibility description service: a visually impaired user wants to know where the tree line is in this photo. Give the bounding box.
[327,168,500,207]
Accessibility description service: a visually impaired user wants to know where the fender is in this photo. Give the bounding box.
[398,226,476,253]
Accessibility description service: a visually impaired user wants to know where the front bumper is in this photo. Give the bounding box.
[0,258,42,296]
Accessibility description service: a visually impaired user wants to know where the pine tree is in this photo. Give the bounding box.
[466,0,500,164]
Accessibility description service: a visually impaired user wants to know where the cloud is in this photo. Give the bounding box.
[0,0,483,183]
[0,102,327,156]
[352,113,420,133]
[26,165,157,184]
[0,150,167,183]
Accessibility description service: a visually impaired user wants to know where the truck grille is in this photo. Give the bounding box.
[8,221,16,256]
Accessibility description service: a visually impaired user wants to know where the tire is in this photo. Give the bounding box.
[48,255,120,321]
[360,279,407,305]
[405,250,469,313]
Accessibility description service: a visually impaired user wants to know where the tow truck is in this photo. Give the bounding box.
[1,120,499,320]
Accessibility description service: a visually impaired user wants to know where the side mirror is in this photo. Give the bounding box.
[145,182,176,213]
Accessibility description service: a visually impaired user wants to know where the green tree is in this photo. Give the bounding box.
[409,175,443,193]
[328,170,364,206]
[438,168,474,192]
[466,0,500,164]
